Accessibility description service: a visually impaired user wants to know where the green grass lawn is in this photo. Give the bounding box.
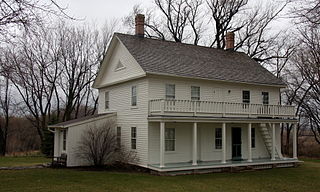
[0,156,51,167]
[0,159,319,192]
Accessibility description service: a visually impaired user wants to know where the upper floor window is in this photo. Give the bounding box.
[62,130,67,151]
[131,127,137,150]
[251,128,256,148]
[131,86,137,106]
[262,92,269,105]
[165,128,175,151]
[165,84,175,99]
[105,91,109,109]
[242,90,250,103]
[215,128,222,149]
[191,86,200,100]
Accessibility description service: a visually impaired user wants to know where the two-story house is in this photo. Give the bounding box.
[49,14,299,174]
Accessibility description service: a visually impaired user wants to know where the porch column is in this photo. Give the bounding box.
[247,123,252,162]
[221,122,226,164]
[160,121,165,168]
[271,123,276,161]
[192,122,198,165]
[293,123,297,159]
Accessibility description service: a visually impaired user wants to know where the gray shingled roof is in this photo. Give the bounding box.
[48,113,115,128]
[115,33,285,86]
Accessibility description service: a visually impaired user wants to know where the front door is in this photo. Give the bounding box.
[232,127,242,160]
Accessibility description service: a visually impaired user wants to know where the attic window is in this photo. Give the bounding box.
[115,61,125,71]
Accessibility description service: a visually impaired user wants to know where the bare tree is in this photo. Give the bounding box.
[0,0,71,42]
[76,120,137,167]
[0,74,11,155]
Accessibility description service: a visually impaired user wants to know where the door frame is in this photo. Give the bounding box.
[232,127,242,161]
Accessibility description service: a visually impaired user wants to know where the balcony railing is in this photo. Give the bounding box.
[149,99,295,118]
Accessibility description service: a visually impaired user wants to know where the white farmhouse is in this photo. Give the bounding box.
[49,14,299,174]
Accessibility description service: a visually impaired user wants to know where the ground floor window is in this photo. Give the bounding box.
[165,128,175,151]
[62,130,67,151]
[131,127,136,150]
[117,127,121,149]
[251,128,256,148]
[215,128,222,149]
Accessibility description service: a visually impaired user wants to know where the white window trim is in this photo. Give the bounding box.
[191,86,200,101]
[165,84,175,100]
[165,128,176,152]
[62,129,67,153]
[131,85,137,107]
[105,91,109,110]
[131,127,137,150]
[214,127,222,151]
[242,90,250,104]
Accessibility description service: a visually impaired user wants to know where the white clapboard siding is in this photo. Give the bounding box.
[97,38,145,87]
[148,76,281,105]
[98,78,149,166]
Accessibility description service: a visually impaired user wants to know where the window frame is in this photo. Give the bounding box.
[242,90,250,104]
[191,86,200,101]
[62,130,67,151]
[251,127,256,148]
[117,126,121,149]
[262,92,269,105]
[165,84,175,100]
[105,91,109,109]
[131,85,137,106]
[131,127,137,150]
[215,128,222,150]
[165,128,176,152]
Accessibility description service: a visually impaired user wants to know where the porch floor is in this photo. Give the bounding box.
[149,158,300,172]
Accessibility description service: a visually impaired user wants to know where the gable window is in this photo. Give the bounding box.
[117,127,121,149]
[191,86,200,100]
[131,86,137,106]
[115,61,125,71]
[165,128,175,151]
[62,130,67,151]
[251,128,256,148]
[242,90,250,103]
[165,84,175,100]
[131,127,137,150]
[215,128,222,149]
[105,91,109,109]
[262,92,269,105]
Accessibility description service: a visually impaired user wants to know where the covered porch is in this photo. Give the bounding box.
[148,116,298,172]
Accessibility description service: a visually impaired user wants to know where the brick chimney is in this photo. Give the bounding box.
[135,14,145,37]
[225,32,235,50]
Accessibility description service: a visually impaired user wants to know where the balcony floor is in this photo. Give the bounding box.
[148,158,301,172]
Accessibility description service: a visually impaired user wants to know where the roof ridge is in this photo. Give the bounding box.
[114,32,246,55]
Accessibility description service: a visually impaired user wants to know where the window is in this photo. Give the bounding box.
[131,127,136,150]
[191,86,200,100]
[242,90,250,103]
[165,84,175,99]
[215,128,222,149]
[62,130,67,151]
[262,92,269,105]
[251,128,256,148]
[105,91,109,109]
[165,128,175,151]
[131,86,137,106]
[117,127,121,149]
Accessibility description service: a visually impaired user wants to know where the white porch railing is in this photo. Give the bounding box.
[149,99,295,118]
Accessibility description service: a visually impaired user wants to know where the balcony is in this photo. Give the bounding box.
[149,99,295,118]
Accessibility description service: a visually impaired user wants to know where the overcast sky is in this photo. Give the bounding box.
[57,0,153,26]
[56,0,292,32]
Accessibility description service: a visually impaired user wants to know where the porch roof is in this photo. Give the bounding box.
[148,115,298,123]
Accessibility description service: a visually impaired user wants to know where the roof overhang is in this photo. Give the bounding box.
[48,113,117,129]
[146,72,287,88]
